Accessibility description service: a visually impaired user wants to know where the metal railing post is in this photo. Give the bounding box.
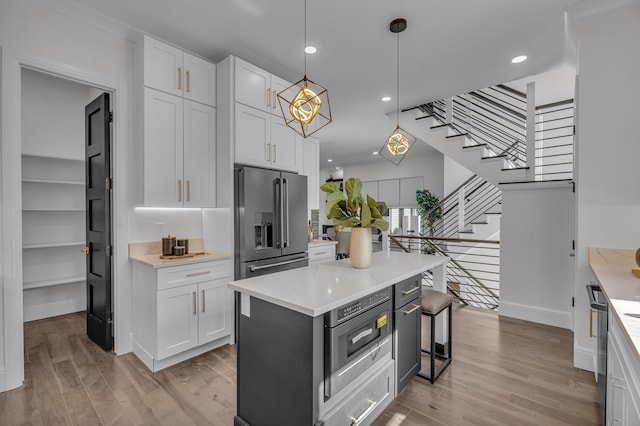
[446,97,453,124]
[526,82,536,180]
[457,187,465,233]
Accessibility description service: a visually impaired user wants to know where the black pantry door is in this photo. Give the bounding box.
[84,93,113,350]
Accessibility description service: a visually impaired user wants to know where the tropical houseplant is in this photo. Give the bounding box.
[321,177,389,268]
[416,189,442,237]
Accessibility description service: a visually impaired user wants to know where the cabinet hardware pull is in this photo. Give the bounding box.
[589,308,596,338]
[403,304,421,315]
[186,270,211,277]
[193,292,197,315]
[187,180,191,202]
[266,143,271,161]
[350,400,377,425]
[402,285,420,296]
[186,70,190,92]
[81,246,89,255]
[178,180,182,202]
[273,144,277,163]
[202,289,205,312]
[314,251,327,256]
[178,67,182,90]
[273,90,277,110]
[266,88,271,107]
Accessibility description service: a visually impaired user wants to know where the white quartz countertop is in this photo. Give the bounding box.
[129,239,231,268]
[589,247,640,360]
[228,251,448,317]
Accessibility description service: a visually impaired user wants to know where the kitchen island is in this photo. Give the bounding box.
[228,251,449,426]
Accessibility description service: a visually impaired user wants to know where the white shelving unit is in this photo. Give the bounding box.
[21,154,87,302]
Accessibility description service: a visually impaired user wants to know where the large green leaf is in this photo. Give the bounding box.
[344,178,362,202]
[333,217,359,228]
[320,182,340,193]
[325,191,345,216]
[371,218,390,232]
[360,201,372,227]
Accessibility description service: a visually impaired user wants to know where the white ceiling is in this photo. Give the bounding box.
[60,0,585,167]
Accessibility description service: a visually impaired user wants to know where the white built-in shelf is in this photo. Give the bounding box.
[23,241,85,250]
[23,276,85,290]
[21,153,84,163]
[22,179,85,186]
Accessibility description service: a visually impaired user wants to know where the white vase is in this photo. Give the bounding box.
[350,227,372,269]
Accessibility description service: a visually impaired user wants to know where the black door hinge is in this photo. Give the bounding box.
[572,297,575,307]
[109,112,113,123]
[572,240,575,250]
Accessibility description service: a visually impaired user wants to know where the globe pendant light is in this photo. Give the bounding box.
[379,18,416,166]
[277,0,331,138]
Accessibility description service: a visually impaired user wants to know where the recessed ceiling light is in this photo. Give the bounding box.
[381,96,391,102]
[373,151,379,155]
[511,55,527,64]
[327,159,333,162]
[305,46,317,54]
[335,166,339,170]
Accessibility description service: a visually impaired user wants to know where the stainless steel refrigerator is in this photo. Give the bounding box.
[234,166,308,279]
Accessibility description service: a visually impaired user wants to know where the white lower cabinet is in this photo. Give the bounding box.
[133,258,233,372]
[308,243,336,265]
[607,313,640,426]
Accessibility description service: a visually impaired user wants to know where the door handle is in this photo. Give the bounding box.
[201,289,205,312]
[589,308,596,338]
[187,180,191,202]
[351,400,378,426]
[351,328,373,345]
[266,88,271,107]
[402,285,420,296]
[273,90,277,110]
[178,180,183,202]
[186,70,190,93]
[81,246,89,255]
[248,256,308,272]
[178,67,182,90]
[278,177,285,248]
[403,304,421,315]
[273,144,277,163]
[283,177,289,248]
[193,292,197,315]
[266,143,271,162]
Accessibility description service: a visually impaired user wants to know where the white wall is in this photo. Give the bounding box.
[573,1,640,370]
[443,156,473,197]
[499,183,574,330]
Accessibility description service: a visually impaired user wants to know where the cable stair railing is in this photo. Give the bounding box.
[410,84,575,181]
[389,234,500,311]
[389,173,501,311]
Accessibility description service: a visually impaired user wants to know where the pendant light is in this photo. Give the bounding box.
[379,18,416,166]
[277,0,331,138]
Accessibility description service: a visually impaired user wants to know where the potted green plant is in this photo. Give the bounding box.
[321,177,389,268]
[416,189,442,237]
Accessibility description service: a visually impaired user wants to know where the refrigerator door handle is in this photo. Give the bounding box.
[283,177,289,248]
[278,177,285,249]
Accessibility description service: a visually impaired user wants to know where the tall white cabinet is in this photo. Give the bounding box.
[21,69,91,322]
[135,35,217,207]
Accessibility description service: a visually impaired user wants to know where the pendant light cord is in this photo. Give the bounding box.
[304,0,307,77]
[396,31,400,128]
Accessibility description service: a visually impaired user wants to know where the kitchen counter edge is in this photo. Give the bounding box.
[130,250,232,268]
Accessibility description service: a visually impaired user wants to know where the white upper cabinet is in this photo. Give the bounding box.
[136,36,217,207]
[143,35,216,107]
[399,177,424,207]
[378,179,400,207]
[234,103,271,168]
[235,57,291,115]
[361,181,379,202]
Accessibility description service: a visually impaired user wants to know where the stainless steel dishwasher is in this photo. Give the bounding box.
[587,283,607,425]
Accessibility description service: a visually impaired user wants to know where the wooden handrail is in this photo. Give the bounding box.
[389,234,500,245]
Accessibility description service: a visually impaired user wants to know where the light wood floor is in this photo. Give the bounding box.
[0,306,600,425]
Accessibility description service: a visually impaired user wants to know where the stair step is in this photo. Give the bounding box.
[416,114,433,121]
[462,144,487,149]
[470,222,488,225]
[430,123,451,130]
[484,212,502,216]
[501,166,530,171]
[481,154,507,160]
[446,132,469,139]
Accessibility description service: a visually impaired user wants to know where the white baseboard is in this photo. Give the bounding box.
[499,301,572,330]
[574,345,596,372]
[23,298,85,322]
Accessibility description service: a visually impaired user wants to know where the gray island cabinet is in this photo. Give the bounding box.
[228,252,449,426]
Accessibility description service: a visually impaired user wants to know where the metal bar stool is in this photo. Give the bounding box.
[417,289,453,384]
